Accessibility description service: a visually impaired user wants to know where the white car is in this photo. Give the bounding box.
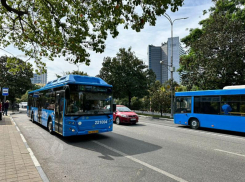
[19,102,27,108]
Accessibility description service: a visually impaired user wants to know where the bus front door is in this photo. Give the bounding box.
[55,91,64,135]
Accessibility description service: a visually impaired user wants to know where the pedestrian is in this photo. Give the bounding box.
[222,102,232,115]
[0,100,2,120]
[4,100,9,116]
[2,101,5,116]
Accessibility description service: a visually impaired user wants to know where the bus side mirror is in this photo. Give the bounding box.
[65,86,70,100]
[113,104,116,112]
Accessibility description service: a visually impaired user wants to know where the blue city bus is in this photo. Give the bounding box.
[174,86,245,132]
[27,75,115,136]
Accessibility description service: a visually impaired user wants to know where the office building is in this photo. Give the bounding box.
[30,73,47,85]
[148,37,185,84]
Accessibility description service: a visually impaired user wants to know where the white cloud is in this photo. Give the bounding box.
[0,0,214,82]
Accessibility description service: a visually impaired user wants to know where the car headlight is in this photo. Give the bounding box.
[121,114,127,118]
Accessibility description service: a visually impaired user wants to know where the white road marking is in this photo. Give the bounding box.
[93,141,188,182]
[20,134,26,143]
[27,148,41,166]
[214,149,245,158]
[16,126,20,131]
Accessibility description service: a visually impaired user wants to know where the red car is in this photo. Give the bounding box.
[113,105,139,125]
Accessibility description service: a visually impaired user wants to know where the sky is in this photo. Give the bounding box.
[0,0,215,82]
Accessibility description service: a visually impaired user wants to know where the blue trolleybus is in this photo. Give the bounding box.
[174,86,245,133]
[27,75,115,136]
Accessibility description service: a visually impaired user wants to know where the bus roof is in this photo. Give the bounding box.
[175,88,245,97]
[29,75,112,94]
[223,85,245,89]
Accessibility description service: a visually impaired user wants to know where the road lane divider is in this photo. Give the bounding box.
[93,140,188,182]
[214,149,245,158]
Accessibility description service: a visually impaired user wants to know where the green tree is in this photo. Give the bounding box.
[56,70,88,78]
[116,98,128,107]
[17,84,41,103]
[151,86,171,116]
[162,79,179,92]
[149,80,162,95]
[179,0,245,90]
[0,0,184,72]
[141,96,151,111]
[98,47,156,107]
[131,97,143,110]
[0,56,33,103]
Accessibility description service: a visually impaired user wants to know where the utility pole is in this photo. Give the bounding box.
[163,13,188,118]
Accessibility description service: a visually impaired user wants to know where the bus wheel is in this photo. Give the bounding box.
[116,117,121,125]
[190,119,200,129]
[48,120,54,134]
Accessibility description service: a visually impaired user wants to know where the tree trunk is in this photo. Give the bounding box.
[128,92,131,108]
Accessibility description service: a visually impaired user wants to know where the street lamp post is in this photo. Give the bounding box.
[163,13,188,119]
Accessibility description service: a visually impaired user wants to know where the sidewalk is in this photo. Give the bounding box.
[0,115,43,182]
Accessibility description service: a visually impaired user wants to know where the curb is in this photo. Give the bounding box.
[10,116,50,182]
[139,115,173,120]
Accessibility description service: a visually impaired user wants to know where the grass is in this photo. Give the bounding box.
[137,113,171,119]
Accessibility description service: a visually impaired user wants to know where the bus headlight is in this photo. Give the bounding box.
[78,122,82,125]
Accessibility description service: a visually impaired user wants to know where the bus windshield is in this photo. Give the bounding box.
[66,85,113,116]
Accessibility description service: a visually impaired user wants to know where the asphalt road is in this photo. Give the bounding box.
[12,113,245,182]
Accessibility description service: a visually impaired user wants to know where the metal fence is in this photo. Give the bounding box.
[133,110,171,117]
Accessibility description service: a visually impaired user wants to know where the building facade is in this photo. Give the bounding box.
[30,73,47,85]
[148,37,185,84]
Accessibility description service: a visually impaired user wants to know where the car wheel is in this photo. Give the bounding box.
[116,117,121,125]
[48,119,54,134]
[190,119,199,129]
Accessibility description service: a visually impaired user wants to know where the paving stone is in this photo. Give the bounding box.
[17,175,30,181]
[5,173,18,179]
[0,122,44,182]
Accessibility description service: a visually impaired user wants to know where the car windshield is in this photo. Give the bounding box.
[117,106,131,112]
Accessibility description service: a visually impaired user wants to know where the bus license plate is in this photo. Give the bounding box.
[89,130,99,134]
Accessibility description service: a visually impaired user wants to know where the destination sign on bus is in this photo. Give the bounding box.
[79,85,110,92]
[69,85,112,93]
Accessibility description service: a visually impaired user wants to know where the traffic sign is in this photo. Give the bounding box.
[2,88,9,96]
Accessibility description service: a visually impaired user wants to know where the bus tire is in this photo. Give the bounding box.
[116,117,121,125]
[190,119,200,129]
[48,119,54,134]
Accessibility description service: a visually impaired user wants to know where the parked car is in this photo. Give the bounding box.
[113,105,138,125]
[19,102,27,109]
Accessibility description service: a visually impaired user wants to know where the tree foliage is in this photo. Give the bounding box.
[17,84,41,103]
[98,47,156,107]
[0,56,33,103]
[179,0,245,90]
[131,96,143,110]
[0,0,184,72]
[151,86,171,116]
[56,70,88,78]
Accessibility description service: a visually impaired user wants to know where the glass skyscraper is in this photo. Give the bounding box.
[30,73,47,85]
[148,37,185,84]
